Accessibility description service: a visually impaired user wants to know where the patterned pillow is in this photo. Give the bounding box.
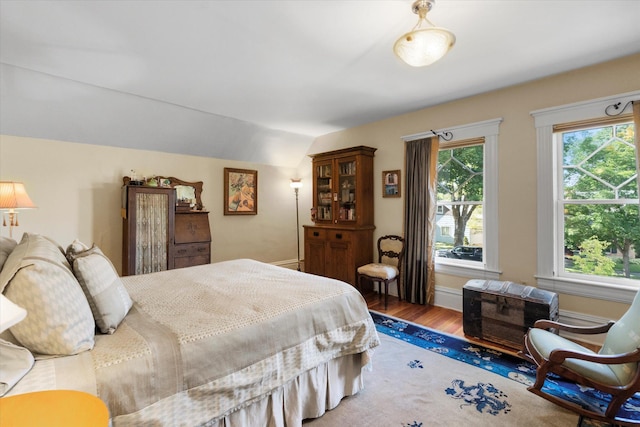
[67,243,133,334]
[1,233,95,355]
[65,239,90,264]
[0,236,17,272]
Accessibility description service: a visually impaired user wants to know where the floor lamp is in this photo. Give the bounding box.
[290,179,303,271]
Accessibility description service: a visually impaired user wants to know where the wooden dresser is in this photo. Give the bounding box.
[173,211,211,269]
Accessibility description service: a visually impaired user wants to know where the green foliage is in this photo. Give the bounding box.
[437,145,483,202]
[572,238,616,276]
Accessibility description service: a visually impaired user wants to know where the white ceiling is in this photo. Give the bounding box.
[1,0,640,167]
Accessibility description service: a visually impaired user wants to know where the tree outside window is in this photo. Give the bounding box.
[435,143,484,262]
[560,120,639,281]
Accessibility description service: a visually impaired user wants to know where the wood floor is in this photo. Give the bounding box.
[363,290,601,355]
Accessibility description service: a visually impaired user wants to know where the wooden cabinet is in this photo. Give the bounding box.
[310,146,376,227]
[174,211,211,269]
[122,178,212,276]
[122,186,175,276]
[304,146,376,286]
[304,226,374,286]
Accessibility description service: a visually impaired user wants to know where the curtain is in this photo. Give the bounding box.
[403,137,439,305]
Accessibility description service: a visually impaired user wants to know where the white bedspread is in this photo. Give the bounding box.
[7,259,379,426]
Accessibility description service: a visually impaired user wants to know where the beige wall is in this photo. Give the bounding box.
[308,53,640,320]
[0,136,309,274]
[2,54,638,320]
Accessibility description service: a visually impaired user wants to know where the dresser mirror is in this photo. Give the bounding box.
[161,177,204,210]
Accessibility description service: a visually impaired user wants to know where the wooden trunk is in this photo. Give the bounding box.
[462,280,559,350]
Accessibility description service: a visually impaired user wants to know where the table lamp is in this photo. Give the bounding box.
[0,181,37,238]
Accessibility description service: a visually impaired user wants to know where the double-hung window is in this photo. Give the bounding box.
[533,92,640,303]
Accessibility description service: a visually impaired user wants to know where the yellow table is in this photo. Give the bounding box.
[0,390,109,426]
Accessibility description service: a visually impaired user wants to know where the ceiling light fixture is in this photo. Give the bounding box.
[394,0,455,67]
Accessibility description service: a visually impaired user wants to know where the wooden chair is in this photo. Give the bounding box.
[519,290,640,426]
[356,235,404,310]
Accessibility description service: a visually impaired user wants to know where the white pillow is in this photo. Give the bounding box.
[2,233,95,355]
[67,243,133,334]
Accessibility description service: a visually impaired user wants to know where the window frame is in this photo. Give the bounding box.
[402,118,502,280]
[532,90,640,304]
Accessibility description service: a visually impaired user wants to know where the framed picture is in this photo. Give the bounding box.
[224,168,258,215]
[382,170,401,198]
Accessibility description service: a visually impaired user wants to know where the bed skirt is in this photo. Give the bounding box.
[112,351,367,426]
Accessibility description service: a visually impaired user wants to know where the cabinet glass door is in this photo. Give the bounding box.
[338,159,356,222]
[316,161,333,221]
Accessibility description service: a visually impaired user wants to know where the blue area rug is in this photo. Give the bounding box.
[370,311,640,426]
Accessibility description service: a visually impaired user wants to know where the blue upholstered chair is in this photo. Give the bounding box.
[356,235,404,310]
[520,290,640,425]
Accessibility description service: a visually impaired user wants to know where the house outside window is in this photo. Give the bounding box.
[532,91,640,303]
[401,118,502,280]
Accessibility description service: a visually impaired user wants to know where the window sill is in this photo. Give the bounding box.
[435,261,501,280]
[536,275,638,304]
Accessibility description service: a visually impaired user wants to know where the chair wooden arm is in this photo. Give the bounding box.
[533,319,615,335]
[548,347,640,365]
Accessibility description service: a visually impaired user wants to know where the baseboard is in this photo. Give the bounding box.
[556,309,609,346]
[434,285,463,312]
[433,286,608,346]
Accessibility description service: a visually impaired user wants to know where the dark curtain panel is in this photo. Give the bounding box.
[403,137,439,305]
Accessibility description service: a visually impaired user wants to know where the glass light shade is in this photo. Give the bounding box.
[0,182,36,210]
[394,27,456,67]
[0,294,27,333]
[290,179,303,189]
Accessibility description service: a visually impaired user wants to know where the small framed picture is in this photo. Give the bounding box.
[382,170,401,198]
[224,168,258,215]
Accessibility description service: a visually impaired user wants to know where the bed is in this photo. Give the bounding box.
[0,233,379,426]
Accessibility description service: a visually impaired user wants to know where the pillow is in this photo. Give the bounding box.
[65,239,90,264]
[67,243,133,334]
[0,236,17,272]
[2,233,95,355]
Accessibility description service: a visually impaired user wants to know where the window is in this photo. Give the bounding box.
[558,119,638,284]
[401,118,502,279]
[435,141,485,265]
[533,91,640,303]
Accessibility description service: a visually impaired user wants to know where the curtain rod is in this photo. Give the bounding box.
[431,129,453,141]
[402,129,453,142]
[605,100,633,116]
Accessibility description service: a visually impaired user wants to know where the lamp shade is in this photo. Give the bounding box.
[393,27,455,67]
[394,0,455,67]
[0,182,36,210]
[0,294,27,333]
[290,179,303,189]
